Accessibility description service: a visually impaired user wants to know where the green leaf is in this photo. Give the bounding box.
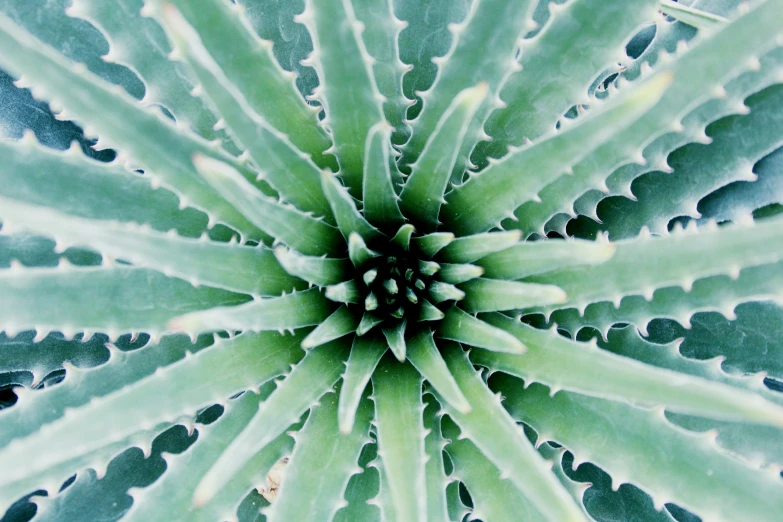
[0,334,212,450]
[338,333,387,434]
[442,72,673,235]
[476,0,662,167]
[399,83,488,229]
[400,0,536,175]
[436,307,525,354]
[0,265,246,338]
[382,320,407,361]
[516,0,783,236]
[604,325,783,468]
[428,282,465,304]
[0,12,264,239]
[407,332,470,414]
[417,299,446,323]
[167,287,332,334]
[372,356,427,522]
[422,394,452,522]
[301,305,359,349]
[348,232,380,267]
[479,237,616,280]
[193,155,342,256]
[124,389,299,522]
[497,376,783,522]
[357,312,384,336]
[437,263,485,285]
[460,278,567,313]
[66,0,235,151]
[476,314,783,426]
[194,339,351,505]
[659,0,728,29]
[439,231,522,264]
[444,419,546,522]
[362,122,405,228]
[391,224,416,251]
[146,0,333,167]
[266,386,373,522]
[0,197,303,295]
[273,246,350,287]
[531,217,783,315]
[325,280,361,305]
[0,332,302,500]
[595,85,783,240]
[439,349,588,522]
[321,170,384,244]
[352,0,411,144]
[0,139,207,237]
[548,261,783,339]
[296,0,386,195]
[411,233,455,259]
[158,4,335,222]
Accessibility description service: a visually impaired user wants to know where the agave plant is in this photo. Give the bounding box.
[0,0,782,520]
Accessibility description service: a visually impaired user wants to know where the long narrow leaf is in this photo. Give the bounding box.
[0,197,303,295]
[476,314,783,426]
[338,333,388,434]
[439,349,588,522]
[372,357,427,522]
[0,332,302,495]
[0,13,264,239]
[194,339,351,505]
[168,288,332,334]
[297,0,386,194]
[0,265,245,338]
[497,376,783,522]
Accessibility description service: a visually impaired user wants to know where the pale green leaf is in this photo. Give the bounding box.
[0,265,245,338]
[439,349,588,522]
[381,320,407,361]
[478,237,616,280]
[476,314,783,426]
[0,197,302,295]
[439,231,521,264]
[372,356,427,522]
[338,333,387,434]
[167,288,332,334]
[321,171,384,244]
[362,122,405,228]
[0,12,264,239]
[399,83,488,229]
[158,4,335,222]
[407,332,470,414]
[0,332,302,498]
[497,376,783,522]
[274,247,350,287]
[436,307,525,354]
[477,0,661,166]
[193,155,342,256]
[301,305,359,349]
[266,386,373,522]
[297,0,386,195]
[194,339,350,505]
[460,278,567,313]
[146,0,334,167]
[443,72,673,235]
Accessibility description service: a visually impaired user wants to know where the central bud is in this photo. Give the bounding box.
[356,249,437,323]
[318,223,465,343]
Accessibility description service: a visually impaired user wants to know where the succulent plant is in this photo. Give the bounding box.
[0,0,783,521]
